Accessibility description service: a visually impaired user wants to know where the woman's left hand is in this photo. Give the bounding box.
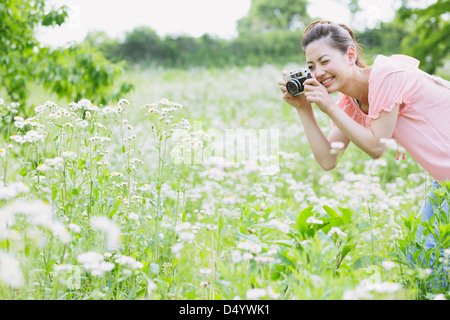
[303,78,336,114]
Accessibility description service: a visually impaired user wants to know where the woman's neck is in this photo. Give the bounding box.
[340,66,371,105]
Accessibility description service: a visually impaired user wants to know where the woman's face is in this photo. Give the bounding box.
[305,38,353,93]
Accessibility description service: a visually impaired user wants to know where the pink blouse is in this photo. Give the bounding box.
[333,54,450,181]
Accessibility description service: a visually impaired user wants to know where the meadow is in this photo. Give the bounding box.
[0,63,449,300]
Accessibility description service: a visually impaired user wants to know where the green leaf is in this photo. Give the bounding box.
[351,255,382,270]
[296,206,314,236]
[19,166,28,176]
[297,207,315,238]
[274,253,296,268]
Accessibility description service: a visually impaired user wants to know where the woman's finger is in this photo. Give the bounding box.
[304,78,321,87]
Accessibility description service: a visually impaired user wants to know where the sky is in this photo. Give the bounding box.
[37,0,405,47]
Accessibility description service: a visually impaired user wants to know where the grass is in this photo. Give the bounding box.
[0,62,448,300]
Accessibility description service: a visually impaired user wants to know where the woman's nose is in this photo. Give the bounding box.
[314,66,326,78]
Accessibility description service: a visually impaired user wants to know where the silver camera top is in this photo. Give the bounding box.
[283,68,310,81]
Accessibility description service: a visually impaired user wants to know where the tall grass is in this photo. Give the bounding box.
[0,64,448,300]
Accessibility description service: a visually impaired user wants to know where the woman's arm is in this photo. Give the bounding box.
[296,105,349,170]
[303,78,400,159]
[279,74,349,171]
[327,104,399,159]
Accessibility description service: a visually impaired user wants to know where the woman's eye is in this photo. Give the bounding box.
[322,60,329,64]
[308,66,314,70]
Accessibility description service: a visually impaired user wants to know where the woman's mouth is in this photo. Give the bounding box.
[320,77,334,87]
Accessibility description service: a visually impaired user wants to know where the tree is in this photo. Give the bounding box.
[395,0,450,73]
[237,0,311,34]
[0,0,133,112]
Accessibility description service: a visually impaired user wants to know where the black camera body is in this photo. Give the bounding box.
[283,68,312,96]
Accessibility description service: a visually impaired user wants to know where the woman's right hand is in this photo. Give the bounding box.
[278,71,310,110]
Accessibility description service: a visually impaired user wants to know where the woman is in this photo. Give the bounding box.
[278,20,450,266]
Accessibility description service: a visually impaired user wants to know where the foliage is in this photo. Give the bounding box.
[394,0,450,73]
[394,181,450,299]
[236,0,311,34]
[86,28,304,69]
[0,0,133,113]
[0,64,445,300]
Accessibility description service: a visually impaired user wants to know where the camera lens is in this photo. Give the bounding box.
[286,79,303,95]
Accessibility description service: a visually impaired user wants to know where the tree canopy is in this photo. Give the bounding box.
[237,0,311,34]
[0,0,133,111]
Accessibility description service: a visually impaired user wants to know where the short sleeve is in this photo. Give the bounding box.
[368,55,423,120]
[330,93,371,129]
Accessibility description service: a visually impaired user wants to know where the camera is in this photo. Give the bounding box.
[283,68,312,96]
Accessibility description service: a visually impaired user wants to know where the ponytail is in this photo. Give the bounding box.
[301,20,366,68]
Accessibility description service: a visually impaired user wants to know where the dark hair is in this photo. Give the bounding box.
[301,20,366,68]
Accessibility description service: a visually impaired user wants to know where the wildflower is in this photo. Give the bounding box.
[237,240,262,254]
[68,223,81,233]
[199,268,211,276]
[78,99,92,108]
[254,256,274,264]
[36,163,51,172]
[0,251,24,288]
[381,260,396,271]
[267,219,290,233]
[306,216,323,225]
[242,252,254,261]
[246,288,267,299]
[379,138,397,150]
[77,251,115,276]
[171,242,184,258]
[328,227,347,238]
[90,216,121,251]
[231,250,242,264]
[147,279,157,293]
[118,99,129,107]
[178,231,195,242]
[110,172,123,177]
[175,222,191,233]
[76,120,89,128]
[115,254,143,270]
[137,184,152,191]
[62,150,78,159]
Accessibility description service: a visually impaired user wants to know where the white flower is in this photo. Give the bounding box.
[267,219,290,233]
[90,216,121,251]
[246,288,267,299]
[0,251,24,288]
[62,150,78,159]
[231,250,242,264]
[68,223,81,233]
[330,141,345,149]
[379,138,397,150]
[77,251,114,276]
[147,279,157,293]
[381,260,397,271]
[199,268,211,276]
[237,241,262,254]
[328,227,347,237]
[178,231,195,242]
[306,216,323,225]
[115,254,143,270]
[171,242,184,258]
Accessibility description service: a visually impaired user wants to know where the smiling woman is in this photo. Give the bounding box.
[278,19,450,277]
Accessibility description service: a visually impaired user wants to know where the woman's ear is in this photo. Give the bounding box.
[346,46,358,66]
